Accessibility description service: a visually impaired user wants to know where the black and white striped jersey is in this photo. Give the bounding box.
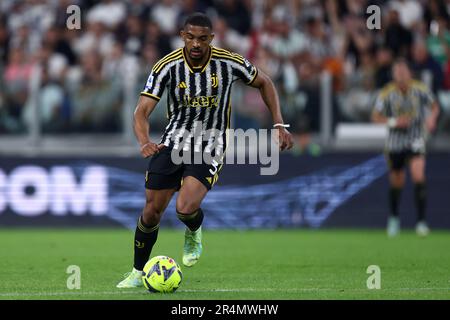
[140,46,258,154]
[374,80,435,153]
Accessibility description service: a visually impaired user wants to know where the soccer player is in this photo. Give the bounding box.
[117,13,293,288]
[372,59,439,237]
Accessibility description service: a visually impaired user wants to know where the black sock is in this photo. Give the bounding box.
[389,187,402,217]
[414,183,426,222]
[177,208,204,231]
[134,216,159,271]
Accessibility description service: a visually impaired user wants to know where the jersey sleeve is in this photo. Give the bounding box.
[374,91,389,116]
[231,54,259,85]
[420,86,435,109]
[140,63,171,101]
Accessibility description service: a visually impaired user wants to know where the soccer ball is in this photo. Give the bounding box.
[142,256,182,293]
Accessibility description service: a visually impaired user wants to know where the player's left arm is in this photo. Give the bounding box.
[249,69,294,151]
[421,85,440,133]
[425,101,440,133]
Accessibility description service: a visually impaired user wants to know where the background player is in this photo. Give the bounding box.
[117,13,293,288]
[372,59,440,237]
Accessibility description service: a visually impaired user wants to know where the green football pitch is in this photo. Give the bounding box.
[0,228,449,300]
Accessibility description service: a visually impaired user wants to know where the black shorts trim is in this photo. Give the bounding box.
[144,147,223,191]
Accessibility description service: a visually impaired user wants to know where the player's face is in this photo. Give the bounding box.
[181,24,214,61]
[393,63,412,85]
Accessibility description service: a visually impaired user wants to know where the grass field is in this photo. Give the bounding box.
[0,228,449,300]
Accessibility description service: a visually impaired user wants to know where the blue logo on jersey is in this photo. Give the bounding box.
[145,75,154,90]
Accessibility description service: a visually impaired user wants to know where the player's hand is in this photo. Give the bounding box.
[275,127,294,151]
[395,116,411,129]
[140,142,164,158]
[426,117,437,133]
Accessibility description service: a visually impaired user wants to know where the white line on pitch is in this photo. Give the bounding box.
[0,287,450,297]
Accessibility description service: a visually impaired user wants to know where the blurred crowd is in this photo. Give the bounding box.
[0,0,449,137]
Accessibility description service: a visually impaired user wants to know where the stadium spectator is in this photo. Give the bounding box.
[127,0,153,21]
[297,0,324,24]
[444,59,450,90]
[265,7,307,58]
[144,20,172,57]
[68,50,123,132]
[72,21,114,57]
[236,47,276,130]
[0,17,10,64]
[176,0,210,32]
[9,23,38,56]
[389,0,423,29]
[150,0,181,35]
[423,0,450,27]
[212,17,251,56]
[43,26,77,66]
[102,41,139,86]
[115,15,145,56]
[36,65,68,133]
[410,40,444,93]
[304,17,334,62]
[426,16,450,67]
[344,13,375,70]
[140,42,160,72]
[86,0,126,29]
[0,0,448,137]
[340,49,377,122]
[1,45,33,133]
[374,46,394,88]
[215,0,252,36]
[383,8,413,58]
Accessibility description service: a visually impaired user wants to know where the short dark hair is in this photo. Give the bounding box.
[392,57,412,70]
[184,12,212,30]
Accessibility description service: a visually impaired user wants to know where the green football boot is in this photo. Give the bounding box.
[183,226,203,267]
[416,221,430,237]
[116,268,144,288]
[387,216,400,237]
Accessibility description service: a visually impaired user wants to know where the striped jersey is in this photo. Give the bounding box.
[140,46,258,155]
[374,80,435,153]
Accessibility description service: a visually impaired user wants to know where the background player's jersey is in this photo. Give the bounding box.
[374,80,435,153]
[141,46,258,155]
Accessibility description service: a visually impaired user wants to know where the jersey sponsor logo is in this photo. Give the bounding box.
[145,75,154,90]
[182,95,218,108]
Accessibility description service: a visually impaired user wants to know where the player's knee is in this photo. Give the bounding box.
[389,172,405,187]
[410,167,425,183]
[175,198,199,215]
[391,179,404,188]
[142,211,160,226]
[411,174,425,184]
[142,200,164,225]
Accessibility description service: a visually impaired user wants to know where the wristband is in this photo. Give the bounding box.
[273,123,290,128]
[387,118,397,128]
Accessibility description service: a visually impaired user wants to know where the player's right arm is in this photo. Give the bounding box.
[134,57,172,158]
[133,96,164,158]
